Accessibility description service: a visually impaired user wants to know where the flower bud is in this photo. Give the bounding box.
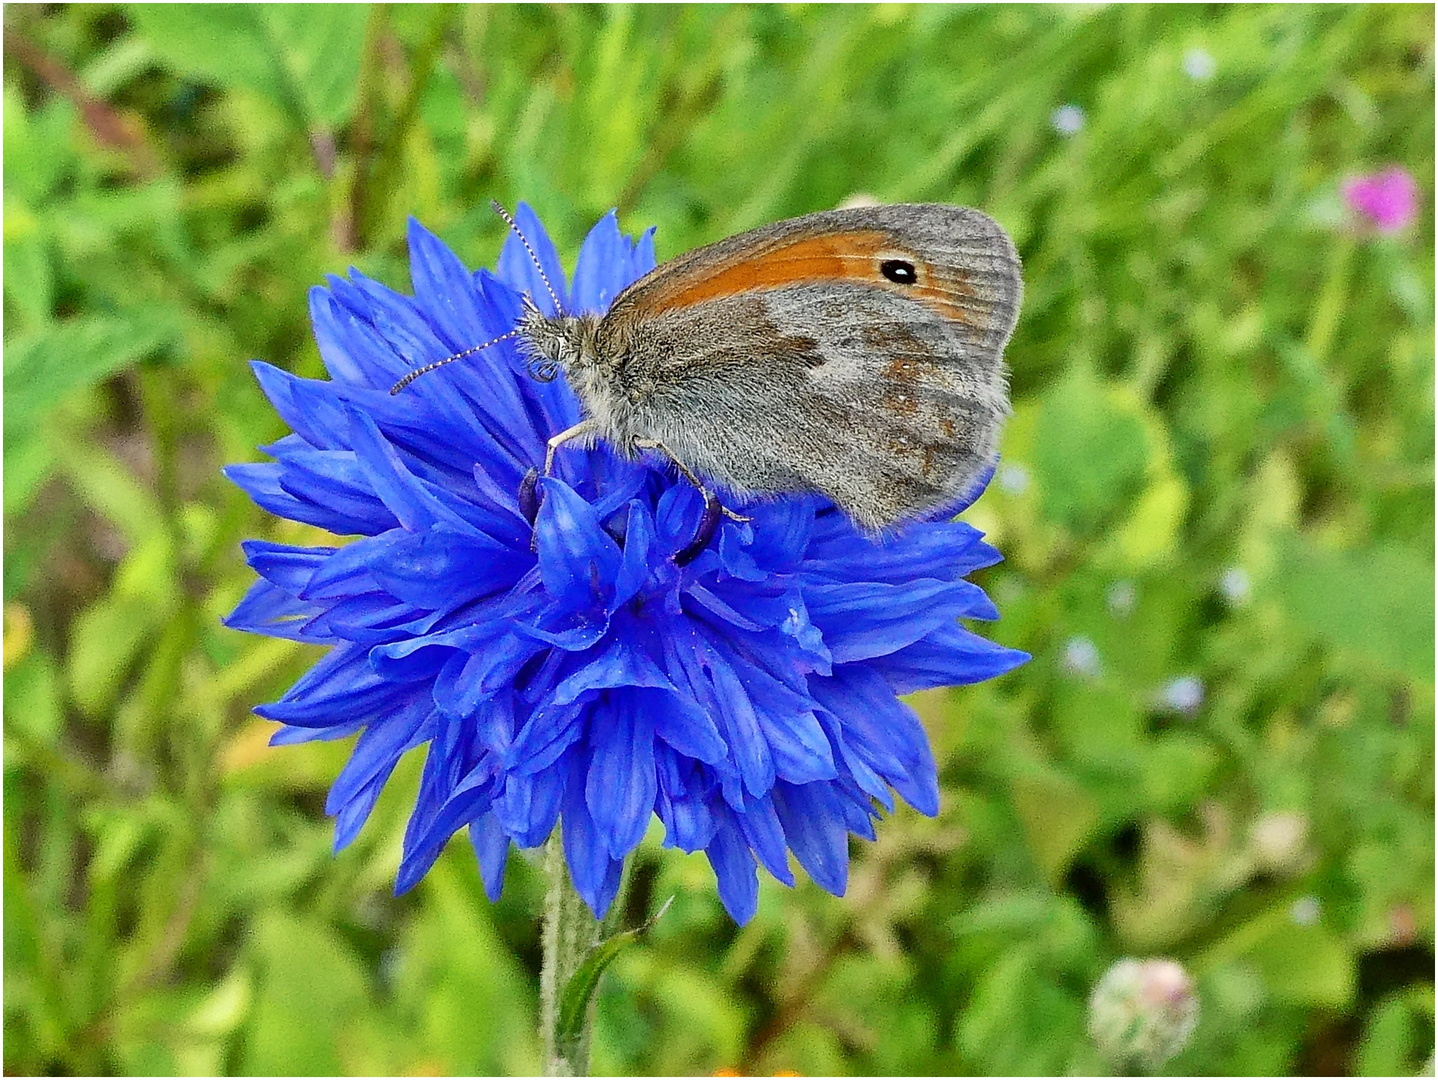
[1063,636,1102,678]
[1106,580,1137,616]
[1158,675,1204,716]
[1052,104,1086,136]
[1088,958,1199,1073]
[1182,48,1216,81]
[1248,810,1309,875]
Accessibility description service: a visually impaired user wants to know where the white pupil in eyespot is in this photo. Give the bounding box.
[881,259,917,284]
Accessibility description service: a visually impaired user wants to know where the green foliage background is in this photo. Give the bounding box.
[4,4,1433,1075]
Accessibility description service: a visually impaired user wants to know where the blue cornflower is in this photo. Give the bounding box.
[225,205,1028,923]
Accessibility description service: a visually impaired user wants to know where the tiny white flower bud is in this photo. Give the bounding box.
[998,462,1030,495]
[1052,104,1086,136]
[1159,675,1204,715]
[1062,635,1102,678]
[1182,48,1217,80]
[1219,566,1250,606]
[1290,895,1321,926]
[1249,811,1309,875]
[1106,579,1137,616]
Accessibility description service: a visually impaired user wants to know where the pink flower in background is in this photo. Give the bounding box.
[1342,167,1419,234]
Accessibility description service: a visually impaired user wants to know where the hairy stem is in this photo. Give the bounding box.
[540,833,601,1076]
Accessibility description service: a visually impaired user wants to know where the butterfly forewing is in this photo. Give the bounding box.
[593,204,1022,528]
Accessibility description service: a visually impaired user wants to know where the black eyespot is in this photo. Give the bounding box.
[881,259,917,284]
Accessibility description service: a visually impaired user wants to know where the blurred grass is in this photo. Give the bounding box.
[3,4,1433,1076]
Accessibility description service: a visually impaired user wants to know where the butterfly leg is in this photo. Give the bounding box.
[519,419,600,528]
[544,420,600,477]
[631,437,748,566]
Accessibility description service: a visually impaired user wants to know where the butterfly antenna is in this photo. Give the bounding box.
[491,200,565,314]
[389,328,522,394]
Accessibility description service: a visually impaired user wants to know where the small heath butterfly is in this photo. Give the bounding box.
[396,202,1021,551]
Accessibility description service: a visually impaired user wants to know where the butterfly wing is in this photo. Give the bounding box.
[595,204,1022,528]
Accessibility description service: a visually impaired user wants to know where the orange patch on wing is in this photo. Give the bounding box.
[632,227,995,335]
[916,267,985,329]
[644,231,892,312]
[884,355,933,382]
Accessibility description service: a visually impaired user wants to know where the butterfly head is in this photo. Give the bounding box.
[515,295,599,383]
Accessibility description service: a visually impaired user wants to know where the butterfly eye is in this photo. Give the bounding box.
[527,357,561,383]
[880,259,918,284]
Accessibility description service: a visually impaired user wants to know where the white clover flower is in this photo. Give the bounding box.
[1089,958,1200,1073]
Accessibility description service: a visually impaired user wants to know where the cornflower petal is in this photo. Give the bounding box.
[469,813,512,900]
[498,202,569,315]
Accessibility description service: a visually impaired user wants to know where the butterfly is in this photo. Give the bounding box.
[395,202,1022,561]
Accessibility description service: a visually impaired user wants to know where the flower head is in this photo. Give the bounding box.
[1182,48,1216,81]
[225,205,1027,922]
[1062,635,1101,679]
[1158,674,1204,715]
[1088,957,1199,1072]
[1342,167,1419,234]
[1051,104,1085,136]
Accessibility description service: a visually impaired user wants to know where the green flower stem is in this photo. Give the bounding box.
[1305,235,1356,363]
[539,833,603,1076]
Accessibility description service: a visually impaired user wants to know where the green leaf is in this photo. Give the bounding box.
[556,896,673,1061]
[66,594,164,718]
[241,912,374,1076]
[391,857,540,1076]
[1009,768,1102,885]
[2,90,77,205]
[956,945,1085,1077]
[56,438,168,547]
[3,224,55,333]
[1033,364,1151,534]
[4,314,178,433]
[1140,732,1220,811]
[1114,469,1189,567]
[1201,905,1357,1010]
[3,432,56,520]
[258,6,369,128]
[1248,920,1356,1009]
[126,4,367,129]
[1270,535,1435,682]
[3,649,64,746]
[1356,992,1430,1077]
[126,5,298,119]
